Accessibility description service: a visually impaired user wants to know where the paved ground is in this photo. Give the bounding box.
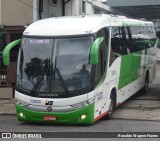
[0,63,160,121]
[113,62,160,120]
[0,98,15,114]
[0,115,160,140]
[0,115,160,132]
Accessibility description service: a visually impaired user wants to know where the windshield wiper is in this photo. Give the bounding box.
[55,68,69,95]
[30,76,46,95]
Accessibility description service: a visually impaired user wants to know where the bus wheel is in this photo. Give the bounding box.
[142,74,149,94]
[106,90,116,120]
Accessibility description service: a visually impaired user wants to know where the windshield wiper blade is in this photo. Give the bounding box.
[30,76,44,95]
[55,68,69,95]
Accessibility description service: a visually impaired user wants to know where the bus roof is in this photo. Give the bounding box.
[23,14,154,37]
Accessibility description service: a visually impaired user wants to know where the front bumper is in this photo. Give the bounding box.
[16,103,94,125]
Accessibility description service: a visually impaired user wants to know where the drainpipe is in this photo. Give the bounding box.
[39,0,43,19]
[62,0,65,16]
[62,0,71,16]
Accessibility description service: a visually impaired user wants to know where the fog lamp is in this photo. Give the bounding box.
[80,114,87,120]
[19,112,24,118]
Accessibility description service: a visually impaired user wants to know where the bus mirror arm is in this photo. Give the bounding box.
[90,37,104,65]
[3,39,21,65]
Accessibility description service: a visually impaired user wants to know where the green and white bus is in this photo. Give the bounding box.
[3,14,157,124]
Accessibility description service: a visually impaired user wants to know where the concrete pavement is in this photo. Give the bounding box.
[0,98,15,114]
[113,62,160,121]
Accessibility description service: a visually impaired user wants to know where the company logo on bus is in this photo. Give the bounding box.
[47,106,52,112]
[45,100,53,106]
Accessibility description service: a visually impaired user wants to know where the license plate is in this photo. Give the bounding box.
[44,116,56,121]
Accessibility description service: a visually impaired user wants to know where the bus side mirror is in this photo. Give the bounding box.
[90,37,104,65]
[3,39,21,65]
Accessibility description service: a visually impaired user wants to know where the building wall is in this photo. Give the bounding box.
[65,0,81,16]
[85,1,94,14]
[40,0,88,17]
[33,0,38,22]
[1,0,33,26]
[41,0,62,19]
[63,0,101,16]
[38,0,116,19]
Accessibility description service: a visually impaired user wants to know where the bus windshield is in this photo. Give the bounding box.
[16,36,93,97]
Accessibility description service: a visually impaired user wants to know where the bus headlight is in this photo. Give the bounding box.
[71,101,87,109]
[71,97,94,109]
[15,99,29,107]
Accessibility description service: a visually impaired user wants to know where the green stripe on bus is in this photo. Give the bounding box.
[118,51,142,90]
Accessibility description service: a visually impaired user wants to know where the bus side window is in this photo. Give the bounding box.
[111,26,132,57]
[94,28,108,86]
[145,26,156,49]
[111,27,123,57]
[130,26,137,52]
[130,26,155,52]
[120,27,130,55]
[110,27,121,66]
[126,26,134,53]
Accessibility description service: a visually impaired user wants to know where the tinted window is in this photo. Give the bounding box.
[94,28,109,85]
[111,26,132,56]
[130,26,156,52]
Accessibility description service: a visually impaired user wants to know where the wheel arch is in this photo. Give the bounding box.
[109,86,117,107]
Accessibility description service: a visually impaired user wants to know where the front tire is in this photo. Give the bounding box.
[105,90,116,120]
[142,74,149,94]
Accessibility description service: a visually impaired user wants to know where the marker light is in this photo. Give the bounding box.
[80,114,87,120]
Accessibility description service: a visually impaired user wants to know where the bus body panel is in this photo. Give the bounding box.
[16,103,94,124]
[15,91,96,110]
[93,56,121,120]
[15,91,95,124]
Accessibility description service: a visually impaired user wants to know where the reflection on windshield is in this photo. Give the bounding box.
[51,37,92,92]
[16,37,93,96]
[25,57,50,94]
[17,38,53,92]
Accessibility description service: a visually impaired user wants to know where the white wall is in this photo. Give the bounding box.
[41,0,62,18]
[40,0,107,18]
[39,0,113,19]
[65,0,81,16]
[85,1,94,14]
[33,0,38,22]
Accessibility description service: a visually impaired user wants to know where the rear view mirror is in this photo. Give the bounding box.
[90,37,104,65]
[3,39,21,65]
